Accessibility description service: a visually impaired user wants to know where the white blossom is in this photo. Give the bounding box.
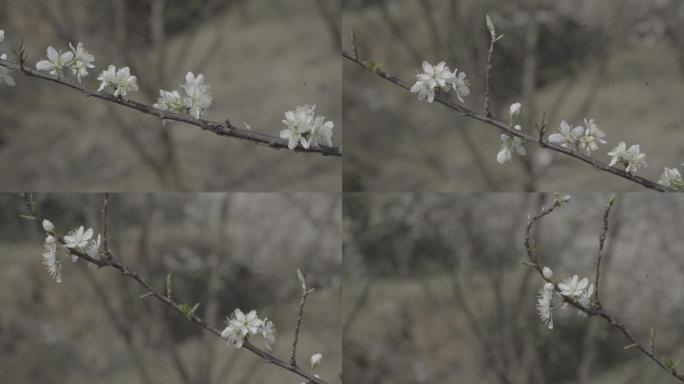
[228,308,262,336]
[153,90,185,113]
[42,235,61,283]
[0,31,15,87]
[577,282,594,316]
[451,69,470,103]
[68,42,95,83]
[608,142,646,174]
[42,219,54,233]
[0,54,14,86]
[64,226,93,249]
[548,121,584,150]
[97,65,138,97]
[659,167,684,190]
[86,234,101,258]
[509,102,522,117]
[558,275,589,298]
[542,266,553,279]
[36,46,74,76]
[410,61,454,103]
[261,318,277,350]
[311,353,323,369]
[497,126,526,164]
[536,282,554,329]
[307,116,334,149]
[182,72,212,119]
[280,104,316,150]
[578,118,606,155]
[221,324,246,348]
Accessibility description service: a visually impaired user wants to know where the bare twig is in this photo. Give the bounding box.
[23,195,329,384]
[594,194,617,306]
[102,192,110,258]
[484,15,502,117]
[0,58,341,157]
[341,49,672,192]
[291,269,314,367]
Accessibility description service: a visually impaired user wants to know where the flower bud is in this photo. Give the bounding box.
[542,266,553,279]
[42,219,54,232]
[310,353,322,369]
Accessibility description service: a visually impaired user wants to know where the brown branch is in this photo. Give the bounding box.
[0,57,341,157]
[524,195,684,383]
[23,195,329,384]
[341,49,672,192]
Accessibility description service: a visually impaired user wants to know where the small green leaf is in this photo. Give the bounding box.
[179,303,200,319]
[664,356,679,370]
[363,60,384,74]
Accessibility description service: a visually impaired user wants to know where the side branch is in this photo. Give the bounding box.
[342,50,671,192]
[0,58,341,157]
[594,194,616,306]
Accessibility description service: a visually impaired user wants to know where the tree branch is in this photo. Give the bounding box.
[0,57,341,157]
[23,194,330,384]
[342,49,672,192]
[524,195,684,383]
[594,194,616,306]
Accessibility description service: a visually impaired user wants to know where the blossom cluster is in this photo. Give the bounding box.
[410,61,470,103]
[0,30,15,86]
[97,65,138,97]
[36,42,95,83]
[498,106,652,176]
[658,166,684,190]
[221,308,276,350]
[536,267,594,330]
[280,104,334,150]
[153,72,213,119]
[39,219,101,283]
[607,142,647,174]
[497,102,526,164]
[548,118,606,156]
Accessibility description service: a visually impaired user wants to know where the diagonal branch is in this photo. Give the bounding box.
[0,57,341,157]
[23,195,330,384]
[524,195,684,383]
[342,50,672,192]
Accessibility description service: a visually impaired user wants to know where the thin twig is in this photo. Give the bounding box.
[594,194,617,306]
[0,57,341,157]
[341,49,672,192]
[291,269,314,367]
[102,192,110,258]
[484,15,501,117]
[24,195,329,384]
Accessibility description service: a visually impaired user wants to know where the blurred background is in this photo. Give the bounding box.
[0,193,341,384]
[0,0,341,192]
[343,0,684,191]
[344,193,684,383]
